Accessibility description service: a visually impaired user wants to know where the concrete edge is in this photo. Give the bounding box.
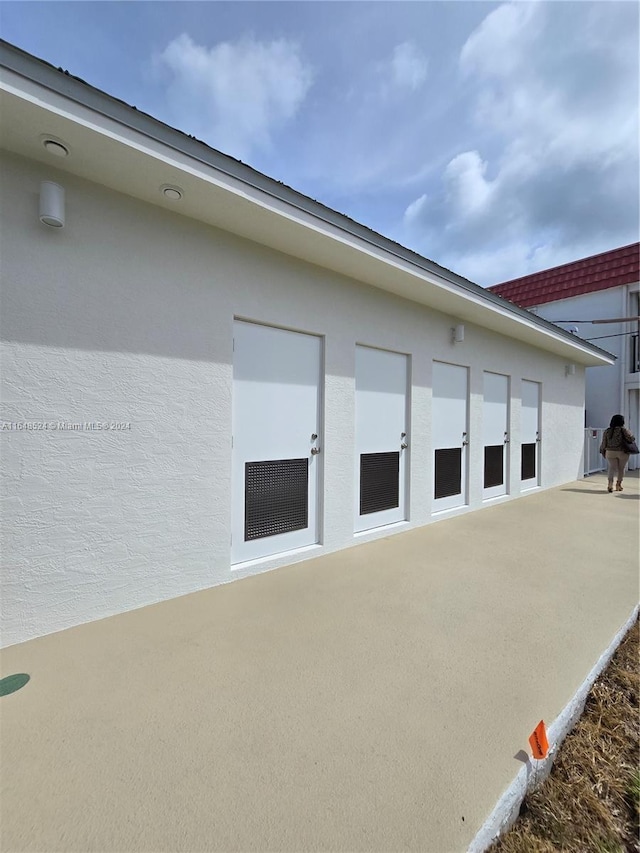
[467,602,640,853]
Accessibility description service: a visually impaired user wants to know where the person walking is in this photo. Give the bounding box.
[599,414,636,492]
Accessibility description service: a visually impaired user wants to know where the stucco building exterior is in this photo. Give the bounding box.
[0,42,615,646]
[488,243,640,468]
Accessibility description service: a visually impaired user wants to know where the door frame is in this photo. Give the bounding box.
[521,378,541,489]
[354,343,411,534]
[482,371,510,501]
[231,318,325,564]
[432,360,469,513]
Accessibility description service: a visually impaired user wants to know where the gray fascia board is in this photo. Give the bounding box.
[0,39,616,363]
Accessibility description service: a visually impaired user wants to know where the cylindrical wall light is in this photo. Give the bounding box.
[39,181,65,228]
[453,323,465,343]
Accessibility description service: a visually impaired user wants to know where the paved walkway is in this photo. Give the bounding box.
[1,472,638,853]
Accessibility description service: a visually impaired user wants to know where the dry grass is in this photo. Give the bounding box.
[490,619,639,853]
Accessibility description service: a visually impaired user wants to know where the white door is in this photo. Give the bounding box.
[432,362,468,512]
[355,346,409,533]
[521,380,541,487]
[232,321,322,563]
[628,389,639,471]
[483,372,509,500]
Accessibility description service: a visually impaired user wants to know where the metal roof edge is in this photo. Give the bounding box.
[0,39,616,365]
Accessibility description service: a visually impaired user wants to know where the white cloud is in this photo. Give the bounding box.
[373,41,428,100]
[460,3,637,172]
[460,3,541,79]
[439,242,536,286]
[447,234,633,288]
[403,193,428,224]
[444,151,492,216]
[438,240,598,288]
[401,1,639,285]
[389,42,428,91]
[157,33,313,160]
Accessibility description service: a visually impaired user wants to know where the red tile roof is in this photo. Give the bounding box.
[487,243,640,308]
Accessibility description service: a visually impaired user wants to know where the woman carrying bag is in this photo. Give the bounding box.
[599,414,638,492]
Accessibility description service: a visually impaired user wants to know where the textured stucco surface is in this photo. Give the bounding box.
[2,151,588,645]
[1,472,638,853]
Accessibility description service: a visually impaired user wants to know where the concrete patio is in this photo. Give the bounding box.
[1,471,638,853]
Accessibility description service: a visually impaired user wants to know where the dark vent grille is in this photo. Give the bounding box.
[360,452,400,515]
[434,448,462,499]
[521,443,536,480]
[484,445,504,489]
[245,458,308,541]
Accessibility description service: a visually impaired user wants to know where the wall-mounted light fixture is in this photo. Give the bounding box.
[39,181,65,228]
[451,323,465,344]
[565,364,576,376]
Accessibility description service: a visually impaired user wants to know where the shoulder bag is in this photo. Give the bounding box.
[622,430,639,454]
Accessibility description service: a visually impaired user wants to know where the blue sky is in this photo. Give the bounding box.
[2,1,638,285]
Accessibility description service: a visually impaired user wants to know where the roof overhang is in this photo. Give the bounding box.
[0,41,616,368]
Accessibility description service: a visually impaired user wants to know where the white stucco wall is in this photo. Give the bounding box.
[1,152,587,646]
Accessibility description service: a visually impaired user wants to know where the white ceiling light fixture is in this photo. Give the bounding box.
[161,185,183,201]
[40,135,70,157]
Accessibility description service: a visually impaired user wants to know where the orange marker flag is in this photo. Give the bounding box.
[529,720,549,760]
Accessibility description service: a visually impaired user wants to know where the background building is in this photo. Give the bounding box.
[489,244,639,464]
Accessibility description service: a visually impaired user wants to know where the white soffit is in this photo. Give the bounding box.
[0,60,615,368]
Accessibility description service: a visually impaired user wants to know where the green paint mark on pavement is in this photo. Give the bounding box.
[0,673,30,697]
